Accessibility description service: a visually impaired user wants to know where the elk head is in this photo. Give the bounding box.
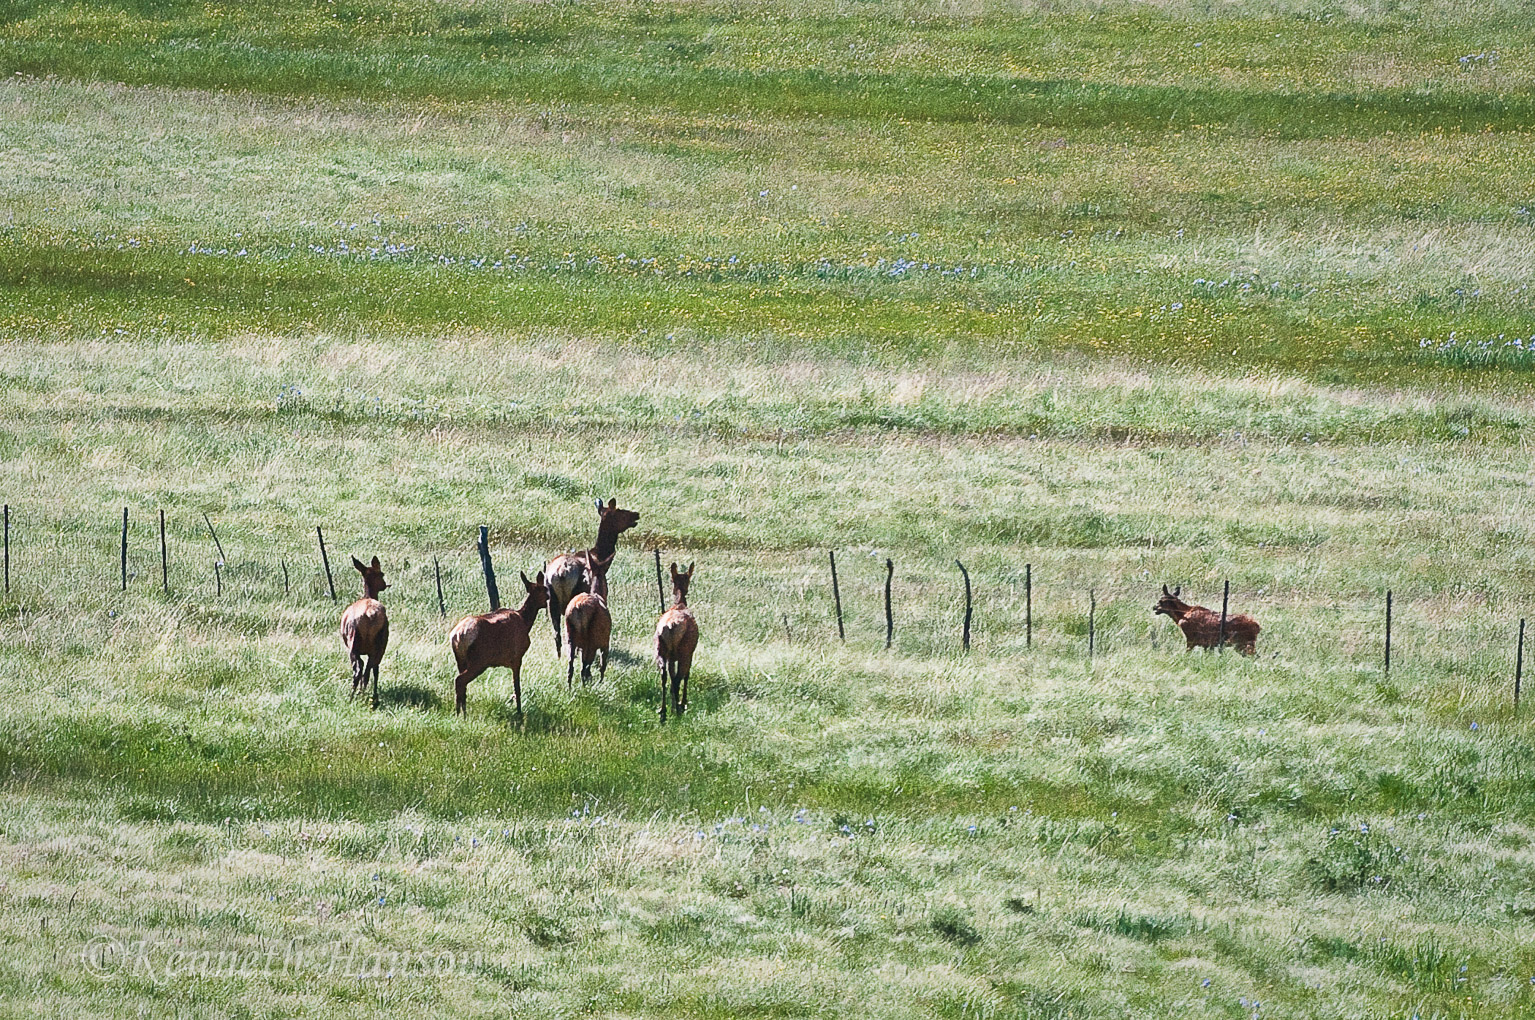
[1152,583,1185,619]
[353,555,388,595]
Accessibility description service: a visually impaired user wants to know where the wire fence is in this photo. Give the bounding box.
[0,501,1530,709]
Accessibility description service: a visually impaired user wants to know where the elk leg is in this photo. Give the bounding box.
[349,654,363,698]
[658,659,668,722]
[550,599,563,655]
[511,663,523,718]
[567,645,576,690]
[678,655,690,715]
[454,666,484,716]
[370,657,380,711]
[598,648,607,685]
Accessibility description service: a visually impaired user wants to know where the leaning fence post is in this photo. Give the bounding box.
[317,526,336,602]
[1384,589,1393,677]
[159,509,168,595]
[955,559,972,651]
[654,548,666,612]
[1025,562,1032,648]
[202,512,226,567]
[1218,580,1230,652]
[214,560,222,597]
[1088,588,1096,659]
[829,550,845,643]
[3,503,9,594]
[281,559,290,596]
[1517,618,1526,712]
[434,557,447,619]
[477,526,500,610]
[884,557,894,650]
[120,507,128,591]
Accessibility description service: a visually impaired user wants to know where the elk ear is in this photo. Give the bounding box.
[352,556,366,572]
[607,498,617,509]
[1173,586,1181,597]
[371,556,381,570]
[594,498,604,511]
[1162,584,1170,597]
[685,561,695,576]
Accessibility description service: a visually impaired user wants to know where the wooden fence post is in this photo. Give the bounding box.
[1218,580,1230,652]
[281,559,290,596]
[654,548,666,612]
[202,512,226,566]
[3,503,9,594]
[829,550,844,643]
[434,557,447,618]
[159,509,168,595]
[477,526,500,611]
[120,507,128,591]
[1088,588,1096,659]
[1025,562,1032,648]
[1517,618,1526,712]
[956,559,972,652]
[317,526,336,602]
[884,558,894,650]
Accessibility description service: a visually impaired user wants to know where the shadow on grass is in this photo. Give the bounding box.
[379,683,446,712]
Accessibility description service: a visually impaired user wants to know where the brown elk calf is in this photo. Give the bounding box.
[564,551,614,688]
[448,571,548,717]
[545,498,640,655]
[654,562,698,721]
[341,556,389,709]
[1152,584,1261,656]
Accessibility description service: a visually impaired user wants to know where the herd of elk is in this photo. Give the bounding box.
[1152,584,1261,656]
[340,498,662,719]
[341,505,1262,720]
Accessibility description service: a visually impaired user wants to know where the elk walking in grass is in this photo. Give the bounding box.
[341,556,389,709]
[449,571,548,717]
[654,561,698,721]
[564,551,614,688]
[545,498,640,655]
[1152,584,1261,656]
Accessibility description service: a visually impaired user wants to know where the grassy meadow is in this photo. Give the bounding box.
[3,0,1535,1015]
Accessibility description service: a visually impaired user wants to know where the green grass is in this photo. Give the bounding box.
[3,0,1535,1016]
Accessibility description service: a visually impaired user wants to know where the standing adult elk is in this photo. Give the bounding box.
[341,556,389,709]
[564,550,614,688]
[544,498,640,655]
[1152,584,1261,656]
[654,562,698,721]
[449,571,548,717]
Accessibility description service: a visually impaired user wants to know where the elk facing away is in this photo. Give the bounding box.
[545,498,639,655]
[654,562,698,721]
[449,571,548,717]
[564,551,614,688]
[341,556,389,709]
[1152,584,1261,656]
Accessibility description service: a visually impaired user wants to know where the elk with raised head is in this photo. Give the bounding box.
[564,550,614,688]
[544,498,640,655]
[341,556,389,709]
[654,561,698,721]
[449,570,548,717]
[1152,584,1261,656]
